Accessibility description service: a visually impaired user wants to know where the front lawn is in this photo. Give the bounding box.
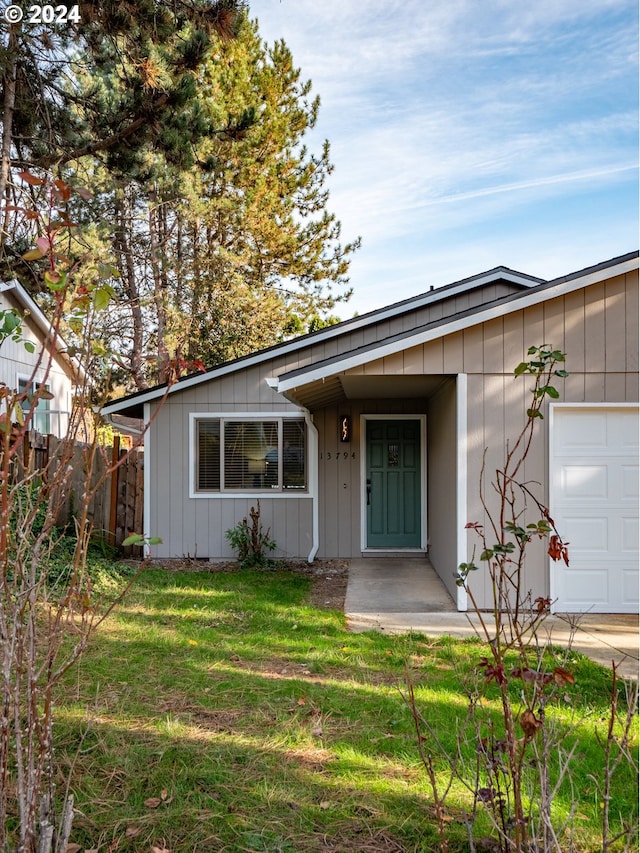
[54,565,637,852]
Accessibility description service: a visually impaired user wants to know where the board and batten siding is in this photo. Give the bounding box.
[146,268,638,605]
[146,357,314,560]
[326,269,638,607]
[312,399,431,559]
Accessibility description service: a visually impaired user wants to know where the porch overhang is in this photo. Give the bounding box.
[276,374,449,410]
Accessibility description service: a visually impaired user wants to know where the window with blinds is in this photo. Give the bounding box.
[195,417,307,493]
[197,419,220,490]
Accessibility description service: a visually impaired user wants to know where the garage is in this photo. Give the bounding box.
[550,405,639,613]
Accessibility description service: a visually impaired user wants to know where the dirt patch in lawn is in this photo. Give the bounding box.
[138,558,350,613]
[290,559,349,612]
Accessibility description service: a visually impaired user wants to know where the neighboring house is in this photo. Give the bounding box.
[102,252,639,614]
[0,279,80,437]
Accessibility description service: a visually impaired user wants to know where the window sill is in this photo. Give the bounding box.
[190,491,311,499]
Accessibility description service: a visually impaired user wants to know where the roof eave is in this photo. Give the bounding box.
[100,251,638,415]
[2,279,87,384]
[99,266,544,416]
[275,252,639,393]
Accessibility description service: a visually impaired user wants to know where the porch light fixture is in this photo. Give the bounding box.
[339,415,351,443]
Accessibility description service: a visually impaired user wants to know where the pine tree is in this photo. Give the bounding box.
[0,0,248,201]
[1,8,360,392]
[168,20,360,369]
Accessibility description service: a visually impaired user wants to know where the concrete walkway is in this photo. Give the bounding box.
[345,559,639,681]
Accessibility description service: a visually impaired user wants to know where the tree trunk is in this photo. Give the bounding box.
[148,187,170,381]
[0,25,19,242]
[114,192,147,390]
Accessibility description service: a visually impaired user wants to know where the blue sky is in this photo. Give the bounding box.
[248,0,638,318]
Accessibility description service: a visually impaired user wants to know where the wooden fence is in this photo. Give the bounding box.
[22,432,144,556]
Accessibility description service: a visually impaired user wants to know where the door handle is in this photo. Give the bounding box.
[366,478,371,506]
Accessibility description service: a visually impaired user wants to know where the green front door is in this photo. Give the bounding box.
[366,419,421,548]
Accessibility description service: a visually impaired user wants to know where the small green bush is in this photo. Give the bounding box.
[225,501,277,569]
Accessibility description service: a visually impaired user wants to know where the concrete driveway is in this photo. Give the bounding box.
[345,559,639,681]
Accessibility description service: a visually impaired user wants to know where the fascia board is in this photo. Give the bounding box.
[100,272,540,414]
[101,348,284,414]
[101,253,637,414]
[275,255,638,393]
[304,268,542,335]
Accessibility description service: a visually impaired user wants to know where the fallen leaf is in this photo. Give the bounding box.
[297,697,306,706]
[144,797,162,809]
[151,846,171,853]
[126,826,142,838]
[552,667,575,686]
[319,801,330,810]
[65,845,82,853]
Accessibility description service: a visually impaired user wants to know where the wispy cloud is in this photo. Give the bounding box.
[249,0,638,314]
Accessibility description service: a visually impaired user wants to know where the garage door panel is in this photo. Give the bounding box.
[557,514,638,555]
[622,517,639,553]
[623,568,640,604]
[559,517,608,551]
[558,465,608,500]
[555,411,607,450]
[551,406,639,614]
[555,562,638,611]
[555,567,609,605]
[622,465,639,500]
[615,411,640,448]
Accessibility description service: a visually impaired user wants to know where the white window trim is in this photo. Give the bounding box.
[17,372,50,394]
[189,411,312,499]
[17,372,52,428]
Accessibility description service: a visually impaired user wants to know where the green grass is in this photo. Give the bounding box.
[48,566,638,852]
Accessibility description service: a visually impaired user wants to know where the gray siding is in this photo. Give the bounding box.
[148,370,312,560]
[146,268,638,610]
[425,379,458,601]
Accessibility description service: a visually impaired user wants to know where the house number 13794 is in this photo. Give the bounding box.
[320,451,356,460]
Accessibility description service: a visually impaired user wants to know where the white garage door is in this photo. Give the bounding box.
[550,406,639,614]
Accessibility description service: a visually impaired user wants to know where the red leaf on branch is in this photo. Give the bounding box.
[534,596,552,613]
[477,657,508,685]
[548,535,569,566]
[18,170,45,186]
[520,708,543,738]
